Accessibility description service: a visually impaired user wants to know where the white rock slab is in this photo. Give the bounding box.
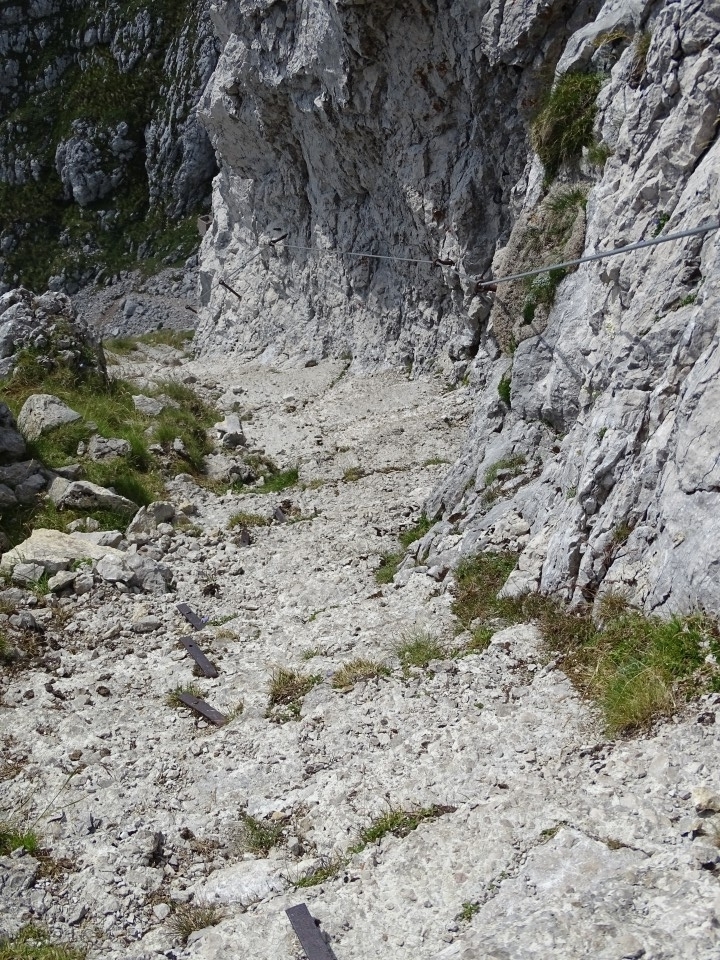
[198,859,287,906]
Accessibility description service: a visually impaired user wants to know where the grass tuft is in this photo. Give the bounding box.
[531,72,604,181]
[342,466,366,483]
[167,904,223,943]
[394,630,447,670]
[331,658,391,690]
[166,684,204,708]
[0,821,41,856]
[497,375,512,406]
[236,813,285,857]
[266,667,321,722]
[0,925,86,960]
[228,511,268,529]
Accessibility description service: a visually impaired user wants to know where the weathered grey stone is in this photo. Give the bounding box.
[74,531,124,548]
[17,394,82,441]
[50,480,137,516]
[95,556,129,584]
[47,570,77,593]
[0,483,17,508]
[11,562,45,585]
[14,473,47,504]
[0,403,26,463]
[86,435,132,462]
[132,395,165,416]
[0,528,125,574]
[214,413,245,448]
[198,859,286,906]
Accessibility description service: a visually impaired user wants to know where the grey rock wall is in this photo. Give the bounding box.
[197,0,720,615]
[0,0,219,292]
[195,0,600,370]
[425,0,720,616]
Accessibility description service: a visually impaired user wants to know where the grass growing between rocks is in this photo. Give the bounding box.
[266,668,321,722]
[0,925,86,960]
[104,329,194,355]
[236,814,285,857]
[0,353,217,547]
[331,658,391,690]
[531,72,604,181]
[451,553,720,734]
[374,514,435,585]
[166,684,204,708]
[0,820,41,856]
[231,458,299,495]
[394,630,448,671]
[167,904,223,944]
[296,804,455,888]
[227,511,268,529]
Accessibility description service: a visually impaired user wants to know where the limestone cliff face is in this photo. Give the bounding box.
[196,0,600,368]
[0,0,218,293]
[198,0,720,614]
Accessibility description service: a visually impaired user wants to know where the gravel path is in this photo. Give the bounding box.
[1,351,719,960]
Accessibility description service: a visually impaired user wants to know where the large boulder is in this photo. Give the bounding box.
[0,528,125,576]
[48,478,138,516]
[17,394,82,441]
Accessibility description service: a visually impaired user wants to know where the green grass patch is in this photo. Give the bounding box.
[296,804,454,887]
[399,513,432,549]
[259,467,299,493]
[331,658,391,690]
[374,513,436,585]
[266,667,321,723]
[456,901,481,922]
[227,511,268,529]
[0,354,216,546]
[394,630,448,670]
[451,554,720,733]
[375,552,402,584]
[531,72,604,181]
[342,466,366,483]
[236,813,285,857]
[497,375,512,406]
[0,822,41,856]
[484,455,526,488]
[232,460,299,495]
[0,925,86,960]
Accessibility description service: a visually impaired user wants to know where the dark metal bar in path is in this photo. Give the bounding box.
[219,278,243,301]
[285,904,338,960]
[176,603,219,678]
[177,693,227,727]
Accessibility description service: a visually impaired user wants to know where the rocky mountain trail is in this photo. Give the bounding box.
[1,342,719,959]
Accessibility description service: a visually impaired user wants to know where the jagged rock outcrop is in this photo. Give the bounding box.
[0,0,219,293]
[421,0,720,616]
[195,0,599,370]
[0,287,106,378]
[197,0,720,616]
